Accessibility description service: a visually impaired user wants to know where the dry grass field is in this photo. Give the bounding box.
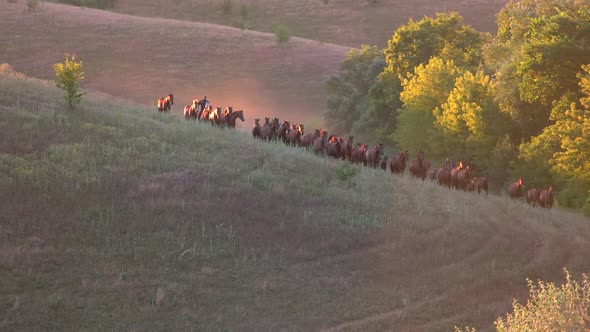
[113,0,510,47]
[1,69,590,331]
[0,2,350,126]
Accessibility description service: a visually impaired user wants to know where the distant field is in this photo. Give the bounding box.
[1,69,589,331]
[113,0,510,47]
[0,2,349,125]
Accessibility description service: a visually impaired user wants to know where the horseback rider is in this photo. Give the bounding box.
[199,96,209,112]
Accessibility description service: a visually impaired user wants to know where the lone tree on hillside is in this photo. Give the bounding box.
[53,54,85,110]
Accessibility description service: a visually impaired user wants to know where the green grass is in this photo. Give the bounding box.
[1,69,590,331]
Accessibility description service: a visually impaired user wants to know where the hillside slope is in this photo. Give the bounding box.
[1,70,590,331]
[114,0,510,47]
[0,2,350,125]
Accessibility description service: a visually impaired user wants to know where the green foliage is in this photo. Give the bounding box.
[27,0,39,12]
[384,12,484,81]
[240,4,249,30]
[58,0,115,9]
[335,163,359,184]
[485,136,516,190]
[274,24,291,44]
[53,55,85,110]
[487,0,590,140]
[434,70,510,169]
[325,45,385,135]
[352,70,400,145]
[395,57,462,157]
[495,269,590,332]
[220,0,232,15]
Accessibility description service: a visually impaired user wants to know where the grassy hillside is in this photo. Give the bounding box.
[0,2,349,126]
[1,69,590,331]
[113,0,509,47]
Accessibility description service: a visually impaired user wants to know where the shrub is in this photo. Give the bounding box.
[274,24,291,44]
[220,0,232,15]
[495,269,590,332]
[27,0,39,12]
[336,163,359,184]
[583,194,590,218]
[58,0,115,9]
[53,55,85,110]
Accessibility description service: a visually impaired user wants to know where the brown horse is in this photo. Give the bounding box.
[200,105,212,121]
[474,176,488,196]
[226,110,244,128]
[365,143,384,168]
[526,188,540,207]
[437,168,451,187]
[338,136,353,161]
[389,150,409,174]
[208,107,223,126]
[450,161,463,189]
[539,186,554,208]
[252,119,261,138]
[351,144,368,165]
[427,168,439,181]
[325,135,342,158]
[261,117,274,141]
[287,124,304,146]
[301,129,320,149]
[455,165,471,190]
[409,150,427,180]
[508,178,524,199]
[380,156,388,171]
[157,93,174,112]
[313,130,328,155]
[276,121,290,143]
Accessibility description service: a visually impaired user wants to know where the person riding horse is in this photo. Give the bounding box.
[199,96,209,112]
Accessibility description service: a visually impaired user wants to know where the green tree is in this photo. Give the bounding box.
[53,55,85,110]
[394,57,462,158]
[325,45,384,134]
[435,70,510,169]
[486,0,590,140]
[384,12,484,81]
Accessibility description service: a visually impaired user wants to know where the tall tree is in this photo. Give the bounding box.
[394,57,463,157]
[384,12,484,81]
[435,71,510,169]
[325,45,384,134]
[486,0,590,140]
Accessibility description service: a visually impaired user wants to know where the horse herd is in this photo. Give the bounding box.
[156,93,555,209]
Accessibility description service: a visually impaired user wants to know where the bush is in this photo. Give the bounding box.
[58,0,115,9]
[495,269,590,332]
[274,24,291,44]
[336,163,359,184]
[583,194,590,218]
[27,0,39,12]
[220,0,232,15]
[53,55,85,110]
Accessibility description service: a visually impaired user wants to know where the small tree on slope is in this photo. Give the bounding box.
[53,54,85,110]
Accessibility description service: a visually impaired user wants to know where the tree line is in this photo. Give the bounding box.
[325,0,590,215]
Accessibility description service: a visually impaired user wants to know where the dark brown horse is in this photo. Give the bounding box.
[225,110,244,128]
[455,165,471,190]
[276,121,290,143]
[409,150,427,180]
[427,168,439,181]
[351,144,368,165]
[260,117,274,141]
[252,119,261,139]
[157,93,174,112]
[474,176,488,196]
[313,130,328,155]
[325,135,342,158]
[380,156,387,171]
[437,168,451,187]
[539,186,554,208]
[301,129,320,149]
[526,188,540,207]
[388,150,409,174]
[508,178,524,199]
[365,143,384,168]
[339,136,353,161]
